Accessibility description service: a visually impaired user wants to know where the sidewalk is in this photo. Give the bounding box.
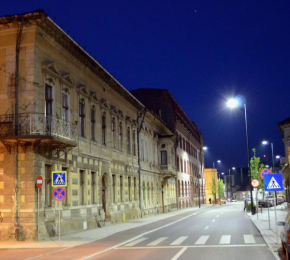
[248,203,289,260]
[0,204,211,249]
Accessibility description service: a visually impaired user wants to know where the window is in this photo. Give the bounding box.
[180,159,183,172]
[184,160,186,173]
[127,127,131,154]
[134,177,137,200]
[91,172,96,204]
[112,117,116,148]
[133,130,136,156]
[145,141,148,161]
[112,174,116,203]
[120,175,123,202]
[179,135,182,148]
[178,180,180,196]
[45,84,53,116]
[141,138,144,160]
[91,106,96,141]
[128,177,132,201]
[102,112,106,145]
[176,156,180,171]
[61,90,69,122]
[45,165,52,207]
[119,122,123,151]
[149,143,153,162]
[161,151,167,165]
[80,170,85,205]
[79,99,85,137]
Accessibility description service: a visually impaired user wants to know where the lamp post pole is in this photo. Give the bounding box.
[244,103,254,215]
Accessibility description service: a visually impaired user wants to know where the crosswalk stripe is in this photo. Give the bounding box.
[195,235,210,245]
[170,236,188,245]
[219,235,231,244]
[244,234,255,244]
[124,237,148,247]
[147,237,168,246]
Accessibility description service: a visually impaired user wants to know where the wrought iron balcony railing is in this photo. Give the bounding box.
[0,113,77,144]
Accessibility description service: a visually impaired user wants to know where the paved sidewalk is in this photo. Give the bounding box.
[248,203,289,260]
[0,204,211,249]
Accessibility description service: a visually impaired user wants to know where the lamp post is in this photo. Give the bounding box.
[227,97,254,215]
[262,141,275,172]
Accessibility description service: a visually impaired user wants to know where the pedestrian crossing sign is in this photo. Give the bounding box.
[264,173,283,191]
[52,171,67,187]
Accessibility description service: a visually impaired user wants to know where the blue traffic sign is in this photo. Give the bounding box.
[53,187,67,201]
[52,171,67,187]
[264,173,284,191]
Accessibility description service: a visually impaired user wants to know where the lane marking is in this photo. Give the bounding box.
[244,234,255,244]
[217,215,220,218]
[171,247,188,260]
[219,235,231,244]
[204,226,209,230]
[195,235,209,245]
[147,237,168,246]
[124,237,148,247]
[170,236,188,246]
[212,219,215,222]
[28,208,211,260]
[116,244,267,249]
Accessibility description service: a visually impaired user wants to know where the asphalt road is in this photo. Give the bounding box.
[91,203,275,260]
[0,203,277,260]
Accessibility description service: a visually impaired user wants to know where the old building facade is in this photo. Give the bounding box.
[131,89,205,209]
[0,11,177,240]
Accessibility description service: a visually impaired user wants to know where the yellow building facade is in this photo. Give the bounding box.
[205,168,219,204]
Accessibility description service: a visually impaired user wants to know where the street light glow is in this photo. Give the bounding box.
[232,167,236,170]
[217,160,221,163]
[203,146,208,151]
[221,172,224,175]
[226,98,239,109]
[266,165,269,168]
[262,140,269,145]
[276,155,280,159]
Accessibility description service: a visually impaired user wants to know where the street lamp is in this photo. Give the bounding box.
[213,160,221,169]
[227,97,254,214]
[227,167,236,199]
[203,146,208,151]
[261,140,275,172]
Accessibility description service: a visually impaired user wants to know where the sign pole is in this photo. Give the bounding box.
[268,201,271,229]
[256,189,258,220]
[38,187,39,241]
[59,200,61,246]
[274,197,278,244]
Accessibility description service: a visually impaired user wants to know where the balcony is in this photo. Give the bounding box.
[0,113,77,148]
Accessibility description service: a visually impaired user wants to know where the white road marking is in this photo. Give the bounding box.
[244,234,255,244]
[170,236,188,245]
[117,244,267,249]
[171,247,188,260]
[124,237,148,247]
[147,237,168,246]
[217,215,220,218]
[204,226,209,230]
[195,235,210,245]
[219,235,231,244]
[212,219,215,222]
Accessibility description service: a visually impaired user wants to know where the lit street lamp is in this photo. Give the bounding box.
[261,140,275,172]
[227,97,254,214]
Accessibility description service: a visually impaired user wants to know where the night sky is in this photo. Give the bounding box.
[2,1,290,174]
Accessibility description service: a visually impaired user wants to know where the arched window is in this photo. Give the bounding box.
[91,106,96,141]
[127,127,131,154]
[79,98,85,137]
[102,112,106,145]
[119,122,123,151]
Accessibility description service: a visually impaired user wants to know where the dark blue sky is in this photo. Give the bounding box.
[2,1,290,173]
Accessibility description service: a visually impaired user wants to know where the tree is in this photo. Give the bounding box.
[250,148,265,190]
[218,178,224,198]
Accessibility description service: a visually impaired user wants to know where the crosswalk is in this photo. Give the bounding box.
[124,234,260,247]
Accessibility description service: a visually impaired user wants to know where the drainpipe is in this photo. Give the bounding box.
[136,108,146,216]
[14,18,24,240]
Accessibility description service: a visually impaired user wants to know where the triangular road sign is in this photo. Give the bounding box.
[267,176,281,189]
